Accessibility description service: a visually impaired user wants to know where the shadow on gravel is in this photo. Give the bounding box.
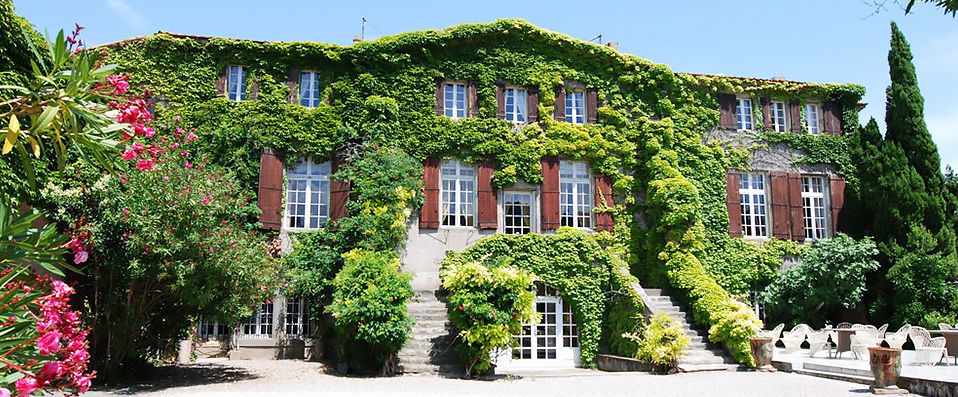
[92,362,259,394]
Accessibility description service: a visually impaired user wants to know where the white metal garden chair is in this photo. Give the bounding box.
[939,323,955,331]
[782,324,812,354]
[850,333,883,360]
[909,326,946,365]
[835,322,852,329]
[763,323,785,346]
[876,324,888,336]
[806,331,830,358]
[884,324,911,350]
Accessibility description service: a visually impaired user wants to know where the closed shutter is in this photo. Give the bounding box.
[554,86,566,122]
[467,81,479,118]
[594,174,614,231]
[258,148,285,231]
[726,171,742,237]
[789,100,803,133]
[527,87,539,122]
[215,65,228,97]
[761,98,773,131]
[286,68,301,104]
[477,161,497,229]
[494,82,506,120]
[541,156,561,230]
[717,93,737,129]
[769,171,790,239]
[434,78,445,116]
[420,158,441,229]
[823,101,843,135]
[586,88,599,124]
[787,173,805,240]
[829,175,846,236]
[250,72,260,100]
[329,155,350,223]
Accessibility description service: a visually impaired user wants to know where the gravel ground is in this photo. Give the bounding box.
[86,358,876,397]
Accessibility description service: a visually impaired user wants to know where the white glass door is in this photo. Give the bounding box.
[495,285,579,369]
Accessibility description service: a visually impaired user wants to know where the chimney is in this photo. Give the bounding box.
[606,41,619,51]
[353,35,363,45]
[771,76,787,81]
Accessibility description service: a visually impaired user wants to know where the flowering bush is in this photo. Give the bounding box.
[624,312,690,372]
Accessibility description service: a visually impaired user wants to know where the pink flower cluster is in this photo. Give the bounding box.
[110,97,154,140]
[65,230,91,264]
[65,23,84,53]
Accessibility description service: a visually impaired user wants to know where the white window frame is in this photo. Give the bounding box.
[243,302,273,338]
[501,190,536,235]
[801,175,829,241]
[770,101,788,133]
[505,87,528,123]
[736,97,753,131]
[805,102,821,135]
[559,161,593,230]
[444,82,468,119]
[440,159,476,227]
[739,172,769,239]
[284,298,309,338]
[227,65,247,102]
[198,316,229,340]
[285,158,331,231]
[565,90,585,125]
[299,71,321,108]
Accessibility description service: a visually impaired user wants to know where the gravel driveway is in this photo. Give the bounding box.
[86,358,875,397]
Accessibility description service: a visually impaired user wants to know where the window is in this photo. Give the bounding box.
[802,176,828,240]
[285,299,309,338]
[198,317,229,339]
[243,302,273,338]
[505,88,527,123]
[770,101,787,132]
[559,161,592,229]
[736,98,753,131]
[565,91,585,125]
[503,191,533,235]
[299,71,321,108]
[440,160,475,227]
[286,158,330,230]
[227,65,247,101]
[444,83,467,119]
[739,172,769,238]
[805,102,821,135]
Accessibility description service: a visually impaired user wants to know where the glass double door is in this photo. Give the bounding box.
[501,285,579,368]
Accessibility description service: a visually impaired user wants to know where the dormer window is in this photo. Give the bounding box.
[805,102,821,135]
[227,65,247,101]
[770,101,788,133]
[736,98,753,131]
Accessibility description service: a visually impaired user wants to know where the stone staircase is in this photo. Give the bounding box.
[643,288,737,371]
[396,290,461,374]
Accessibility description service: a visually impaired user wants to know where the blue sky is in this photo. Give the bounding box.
[12,1,958,170]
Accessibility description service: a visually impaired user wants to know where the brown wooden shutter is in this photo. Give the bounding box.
[769,172,790,239]
[787,173,805,240]
[789,100,803,133]
[717,93,737,129]
[586,88,599,124]
[726,171,742,237]
[420,158,441,229]
[823,101,843,135]
[494,82,506,120]
[286,68,301,104]
[554,86,566,122]
[434,78,445,116]
[594,174,614,231]
[477,161,497,229]
[258,148,284,231]
[527,87,539,122]
[215,65,228,97]
[467,81,479,118]
[761,98,773,131]
[829,175,846,236]
[250,73,260,100]
[541,157,561,230]
[329,155,350,223]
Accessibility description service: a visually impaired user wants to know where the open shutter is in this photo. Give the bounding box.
[258,148,284,231]
[717,93,737,129]
[329,155,350,223]
[434,78,445,116]
[823,101,843,135]
[467,81,479,118]
[761,98,773,131]
[789,100,803,133]
[494,83,506,120]
[586,88,599,124]
[594,174,614,231]
[250,73,260,100]
[477,161,497,229]
[830,175,846,236]
[554,86,566,122]
[420,158,440,229]
[286,68,300,104]
[770,172,790,239]
[527,87,539,122]
[787,173,805,240]
[541,157,561,230]
[215,65,228,97]
[726,171,742,237]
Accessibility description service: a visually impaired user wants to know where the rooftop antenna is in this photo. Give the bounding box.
[590,34,603,45]
[362,18,367,41]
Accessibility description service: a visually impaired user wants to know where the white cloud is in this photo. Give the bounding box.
[105,0,147,30]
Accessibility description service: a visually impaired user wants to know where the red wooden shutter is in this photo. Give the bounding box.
[586,88,599,124]
[761,98,773,132]
[286,68,301,104]
[494,83,506,120]
[477,161,498,229]
[527,87,539,122]
[717,93,737,129]
[823,101,843,135]
[829,175,846,236]
[789,100,803,133]
[258,148,284,231]
[726,171,742,237]
[329,155,350,223]
[787,173,805,240]
[769,172,790,239]
[554,86,566,122]
[467,81,479,118]
[541,157,561,230]
[215,65,228,97]
[420,158,441,229]
[434,78,445,116]
[594,174,614,231]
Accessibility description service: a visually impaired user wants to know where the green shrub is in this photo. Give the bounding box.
[876,225,958,328]
[603,266,645,358]
[624,313,690,371]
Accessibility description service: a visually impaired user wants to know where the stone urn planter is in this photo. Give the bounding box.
[749,336,775,372]
[867,347,908,394]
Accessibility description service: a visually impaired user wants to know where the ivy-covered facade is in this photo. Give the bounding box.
[101,19,863,368]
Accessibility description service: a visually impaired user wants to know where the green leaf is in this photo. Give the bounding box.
[31,104,59,133]
[3,115,19,155]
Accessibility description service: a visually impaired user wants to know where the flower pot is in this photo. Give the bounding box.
[749,337,775,372]
[867,347,907,394]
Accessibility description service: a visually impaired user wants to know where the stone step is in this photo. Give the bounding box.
[396,363,461,375]
[678,363,740,372]
[644,288,668,297]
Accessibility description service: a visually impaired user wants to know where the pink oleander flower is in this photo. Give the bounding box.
[173,115,181,121]
[0,387,9,397]
[51,281,73,298]
[184,161,193,168]
[131,142,144,152]
[37,331,61,355]
[73,250,88,264]
[75,376,91,393]
[14,378,36,396]
[136,158,154,171]
[106,75,129,95]
[121,150,136,160]
[123,209,130,215]
[37,362,64,381]
[186,132,197,142]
